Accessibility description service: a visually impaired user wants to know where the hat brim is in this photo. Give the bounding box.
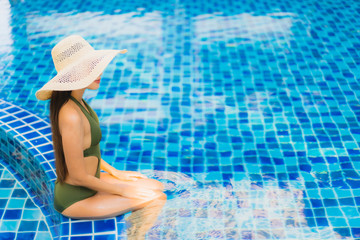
[35,49,126,100]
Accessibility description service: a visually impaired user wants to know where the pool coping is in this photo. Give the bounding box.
[0,98,126,240]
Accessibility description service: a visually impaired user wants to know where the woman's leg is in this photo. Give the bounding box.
[100,172,165,191]
[101,172,167,239]
[61,172,166,219]
[100,172,167,238]
[126,194,167,239]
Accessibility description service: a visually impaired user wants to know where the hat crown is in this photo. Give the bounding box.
[51,35,94,72]
[36,35,126,100]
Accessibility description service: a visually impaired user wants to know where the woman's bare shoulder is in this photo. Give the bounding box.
[58,101,82,127]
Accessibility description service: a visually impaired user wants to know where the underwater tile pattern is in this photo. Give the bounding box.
[1,0,360,239]
[0,161,52,240]
[0,98,62,238]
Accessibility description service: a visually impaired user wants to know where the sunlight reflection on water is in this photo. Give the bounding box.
[139,170,343,239]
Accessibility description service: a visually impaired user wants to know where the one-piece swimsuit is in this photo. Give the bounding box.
[54,96,102,213]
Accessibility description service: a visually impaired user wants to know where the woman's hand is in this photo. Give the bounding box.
[111,170,148,182]
[118,184,158,200]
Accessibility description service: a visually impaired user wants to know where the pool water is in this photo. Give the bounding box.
[0,161,51,240]
[1,0,360,239]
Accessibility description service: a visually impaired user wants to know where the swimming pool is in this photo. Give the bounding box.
[1,0,360,239]
[0,161,52,240]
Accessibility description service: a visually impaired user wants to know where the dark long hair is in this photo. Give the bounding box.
[50,90,72,183]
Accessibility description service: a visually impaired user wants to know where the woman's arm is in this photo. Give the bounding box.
[100,159,117,175]
[59,105,154,199]
[100,159,148,181]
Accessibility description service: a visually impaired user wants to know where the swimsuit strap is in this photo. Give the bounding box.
[69,96,93,119]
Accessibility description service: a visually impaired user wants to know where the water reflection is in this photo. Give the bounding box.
[24,11,163,43]
[194,12,296,45]
[143,171,343,239]
[1,0,357,238]
[0,0,13,47]
[126,194,167,240]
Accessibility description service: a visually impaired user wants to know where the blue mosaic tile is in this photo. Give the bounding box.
[94,235,116,240]
[3,209,22,220]
[0,232,16,240]
[71,221,93,235]
[94,219,116,232]
[0,162,51,240]
[16,232,36,240]
[69,236,92,240]
[1,0,360,239]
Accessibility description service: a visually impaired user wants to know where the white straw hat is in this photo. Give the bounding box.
[35,35,127,100]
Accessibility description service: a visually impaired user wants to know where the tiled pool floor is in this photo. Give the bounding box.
[0,161,51,240]
[1,0,360,239]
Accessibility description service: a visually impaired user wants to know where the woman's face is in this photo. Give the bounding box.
[87,74,102,90]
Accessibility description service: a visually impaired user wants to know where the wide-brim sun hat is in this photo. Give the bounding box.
[35,35,127,100]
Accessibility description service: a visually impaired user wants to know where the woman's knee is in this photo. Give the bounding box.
[156,192,167,200]
[140,178,164,191]
[144,191,167,204]
[152,179,165,191]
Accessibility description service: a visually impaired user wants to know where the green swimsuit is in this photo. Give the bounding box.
[54,96,102,213]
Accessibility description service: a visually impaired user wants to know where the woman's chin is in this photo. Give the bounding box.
[87,83,100,90]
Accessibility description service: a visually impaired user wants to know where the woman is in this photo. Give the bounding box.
[36,35,166,219]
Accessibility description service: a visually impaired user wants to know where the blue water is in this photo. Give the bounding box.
[0,161,52,240]
[1,0,360,239]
